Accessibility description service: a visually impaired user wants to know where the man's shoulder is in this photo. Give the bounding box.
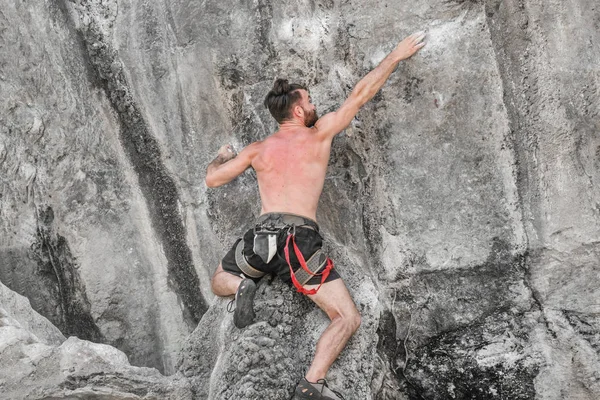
[237,141,264,161]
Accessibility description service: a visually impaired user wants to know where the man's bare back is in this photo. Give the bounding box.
[253,127,331,220]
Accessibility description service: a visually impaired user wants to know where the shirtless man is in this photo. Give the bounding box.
[206,32,425,400]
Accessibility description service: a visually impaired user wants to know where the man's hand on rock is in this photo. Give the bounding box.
[217,144,236,162]
[393,31,426,61]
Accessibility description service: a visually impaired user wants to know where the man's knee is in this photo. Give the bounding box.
[338,307,361,334]
[349,309,361,333]
[210,274,220,295]
[210,275,218,295]
[210,264,230,296]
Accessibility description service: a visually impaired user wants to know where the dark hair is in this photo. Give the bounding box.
[263,79,306,123]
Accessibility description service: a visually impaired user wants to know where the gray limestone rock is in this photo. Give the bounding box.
[0,0,599,399]
[0,302,192,399]
[0,280,65,347]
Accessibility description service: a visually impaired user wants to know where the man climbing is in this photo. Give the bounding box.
[206,32,426,400]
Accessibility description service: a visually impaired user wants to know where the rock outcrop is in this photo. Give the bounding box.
[0,289,192,399]
[0,0,598,399]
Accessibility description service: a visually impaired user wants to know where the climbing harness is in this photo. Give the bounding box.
[235,240,266,279]
[234,213,333,295]
[283,227,333,296]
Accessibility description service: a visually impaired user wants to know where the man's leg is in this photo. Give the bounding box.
[211,263,243,296]
[303,279,361,382]
[212,263,257,328]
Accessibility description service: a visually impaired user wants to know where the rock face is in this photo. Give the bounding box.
[1,0,599,399]
[0,280,65,346]
[0,290,192,399]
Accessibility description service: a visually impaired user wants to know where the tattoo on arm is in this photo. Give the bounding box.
[208,154,229,169]
[207,152,236,177]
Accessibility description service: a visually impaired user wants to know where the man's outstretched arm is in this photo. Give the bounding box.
[315,32,426,138]
[205,143,260,187]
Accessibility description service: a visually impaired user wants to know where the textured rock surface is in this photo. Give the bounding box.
[0,299,192,399]
[1,0,599,399]
[0,280,65,346]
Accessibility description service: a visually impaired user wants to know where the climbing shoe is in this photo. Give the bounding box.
[230,279,257,329]
[294,378,345,400]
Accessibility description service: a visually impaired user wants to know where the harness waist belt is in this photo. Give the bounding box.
[256,212,319,231]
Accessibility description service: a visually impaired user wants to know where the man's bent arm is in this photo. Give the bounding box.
[205,143,260,188]
[315,32,426,138]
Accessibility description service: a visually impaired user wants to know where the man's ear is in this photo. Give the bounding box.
[293,104,304,119]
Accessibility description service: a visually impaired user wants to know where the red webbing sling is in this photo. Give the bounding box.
[284,232,333,295]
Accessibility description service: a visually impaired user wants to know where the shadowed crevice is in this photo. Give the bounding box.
[0,207,104,342]
[61,0,208,327]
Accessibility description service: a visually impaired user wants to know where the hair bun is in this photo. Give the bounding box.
[264,79,306,123]
[272,78,291,95]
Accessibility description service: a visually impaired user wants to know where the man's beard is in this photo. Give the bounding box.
[304,108,318,127]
